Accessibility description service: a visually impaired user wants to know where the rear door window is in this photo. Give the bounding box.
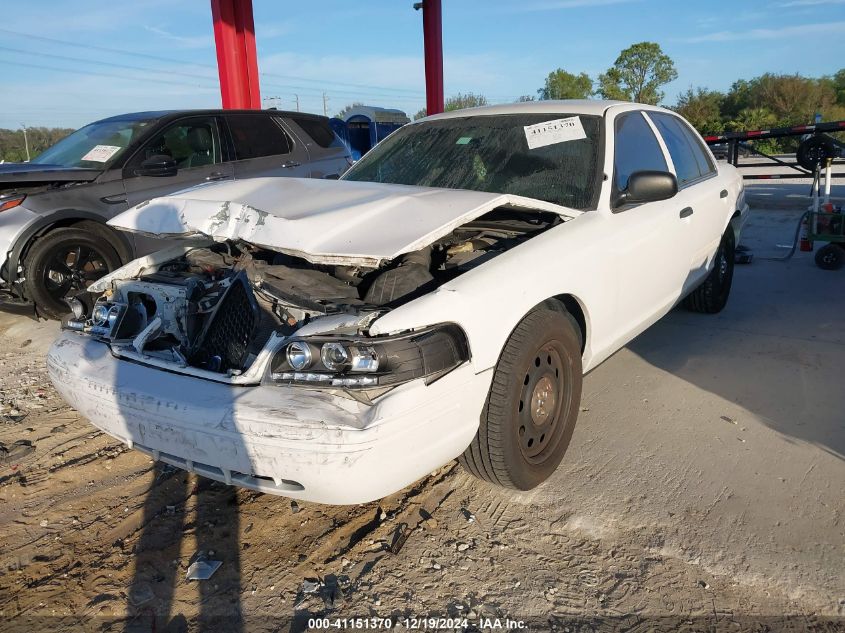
[226,114,293,159]
[613,112,668,193]
[289,116,341,148]
[648,112,715,186]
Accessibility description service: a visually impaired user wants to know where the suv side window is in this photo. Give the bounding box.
[613,112,668,193]
[649,112,715,186]
[133,117,221,170]
[227,114,292,159]
[289,116,341,148]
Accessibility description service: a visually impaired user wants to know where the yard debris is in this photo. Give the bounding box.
[290,500,300,514]
[301,579,321,593]
[186,558,222,581]
[128,582,155,606]
[388,523,411,554]
[0,439,34,464]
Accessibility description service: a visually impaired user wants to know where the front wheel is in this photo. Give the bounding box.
[459,307,583,490]
[684,228,735,314]
[24,228,121,319]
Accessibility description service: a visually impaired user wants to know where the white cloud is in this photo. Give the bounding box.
[143,26,212,50]
[681,21,845,43]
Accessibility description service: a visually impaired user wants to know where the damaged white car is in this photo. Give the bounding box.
[47,101,748,504]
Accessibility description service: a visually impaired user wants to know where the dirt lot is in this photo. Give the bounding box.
[1,195,844,632]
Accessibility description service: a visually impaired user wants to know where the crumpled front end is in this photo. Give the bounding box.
[49,193,566,501]
[47,330,489,504]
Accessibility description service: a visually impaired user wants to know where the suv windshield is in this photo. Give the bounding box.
[31,118,155,169]
[343,113,603,209]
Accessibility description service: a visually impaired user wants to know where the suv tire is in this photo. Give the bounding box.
[24,228,121,319]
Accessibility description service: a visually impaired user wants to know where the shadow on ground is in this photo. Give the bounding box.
[629,250,845,461]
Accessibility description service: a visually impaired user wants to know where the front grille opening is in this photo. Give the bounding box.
[190,273,258,373]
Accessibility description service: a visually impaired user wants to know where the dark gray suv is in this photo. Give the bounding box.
[0,109,352,318]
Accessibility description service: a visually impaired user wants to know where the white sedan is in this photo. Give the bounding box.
[47,100,748,504]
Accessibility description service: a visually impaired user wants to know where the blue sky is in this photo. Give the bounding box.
[1,0,844,129]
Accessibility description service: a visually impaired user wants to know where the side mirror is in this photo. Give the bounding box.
[135,154,177,177]
[613,170,678,208]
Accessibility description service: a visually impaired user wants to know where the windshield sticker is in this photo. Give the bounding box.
[456,136,472,145]
[81,144,122,162]
[524,116,586,150]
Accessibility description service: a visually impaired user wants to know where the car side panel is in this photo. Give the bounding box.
[369,211,622,374]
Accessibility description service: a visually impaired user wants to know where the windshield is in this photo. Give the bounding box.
[343,113,603,209]
[31,118,155,169]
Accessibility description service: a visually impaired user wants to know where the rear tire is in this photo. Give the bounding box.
[684,228,735,314]
[815,243,844,270]
[24,228,121,320]
[459,307,582,490]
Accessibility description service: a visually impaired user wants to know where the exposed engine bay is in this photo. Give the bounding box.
[65,208,561,378]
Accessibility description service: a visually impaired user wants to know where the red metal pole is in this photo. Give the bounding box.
[422,0,444,115]
[210,0,261,109]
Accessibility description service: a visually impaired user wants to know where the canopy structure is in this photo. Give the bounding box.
[210,0,444,114]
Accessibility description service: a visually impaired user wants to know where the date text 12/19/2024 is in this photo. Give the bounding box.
[307,617,528,630]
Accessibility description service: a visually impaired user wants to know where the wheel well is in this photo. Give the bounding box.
[541,294,587,354]
[729,210,742,243]
[22,218,133,264]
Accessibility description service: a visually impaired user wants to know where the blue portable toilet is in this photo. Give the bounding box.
[333,106,410,160]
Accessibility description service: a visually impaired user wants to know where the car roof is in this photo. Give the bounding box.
[94,109,328,124]
[420,99,670,122]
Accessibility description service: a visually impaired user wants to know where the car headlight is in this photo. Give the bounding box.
[268,323,470,389]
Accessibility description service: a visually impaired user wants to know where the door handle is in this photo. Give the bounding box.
[679,207,694,219]
[281,161,301,169]
[205,172,227,181]
[720,189,728,198]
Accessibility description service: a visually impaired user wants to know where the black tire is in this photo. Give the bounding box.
[459,307,583,490]
[815,243,845,270]
[796,136,836,171]
[24,228,121,319]
[684,228,735,314]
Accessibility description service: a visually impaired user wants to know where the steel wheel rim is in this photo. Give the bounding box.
[42,243,110,301]
[517,342,567,464]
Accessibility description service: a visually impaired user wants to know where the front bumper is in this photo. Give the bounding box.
[47,332,491,505]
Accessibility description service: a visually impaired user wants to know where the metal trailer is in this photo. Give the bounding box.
[703,120,845,181]
[805,159,845,270]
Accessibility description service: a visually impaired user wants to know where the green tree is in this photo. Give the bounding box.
[833,68,845,104]
[413,107,427,120]
[516,95,536,102]
[674,87,725,134]
[537,69,592,100]
[752,74,835,124]
[721,79,754,120]
[597,42,678,104]
[445,92,488,111]
[0,127,74,163]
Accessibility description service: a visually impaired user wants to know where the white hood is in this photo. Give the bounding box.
[108,177,580,267]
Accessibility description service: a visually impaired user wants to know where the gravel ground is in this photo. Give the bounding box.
[1,191,843,632]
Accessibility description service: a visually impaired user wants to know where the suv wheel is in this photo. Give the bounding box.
[24,228,121,319]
